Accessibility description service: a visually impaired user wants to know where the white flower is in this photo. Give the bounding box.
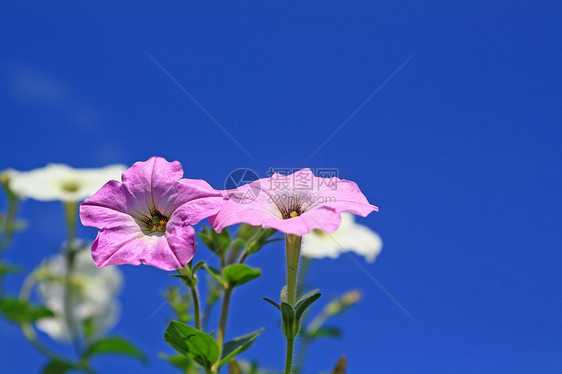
[9,163,126,202]
[35,243,123,342]
[301,213,382,262]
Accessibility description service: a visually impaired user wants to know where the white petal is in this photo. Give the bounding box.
[35,242,124,342]
[9,163,126,202]
[301,213,382,262]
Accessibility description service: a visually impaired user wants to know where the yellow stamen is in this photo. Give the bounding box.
[290,211,298,218]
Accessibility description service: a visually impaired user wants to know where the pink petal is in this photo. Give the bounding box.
[91,224,149,267]
[120,156,184,214]
[320,179,378,216]
[210,181,276,232]
[141,232,187,271]
[159,178,224,217]
[163,222,196,268]
[170,195,224,226]
[80,180,135,229]
[261,206,341,236]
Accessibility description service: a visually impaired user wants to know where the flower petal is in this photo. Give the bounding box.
[318,179,378,216]
[210,182,275,232]
[141,233,186,271]
[91,224,149,268]
[120,156,184,214]
[163,222,196,269]
[261,206,341,236]
[160,178,224,217]
[80,180,136,229]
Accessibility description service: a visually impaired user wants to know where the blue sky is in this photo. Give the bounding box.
[1,1,561,373]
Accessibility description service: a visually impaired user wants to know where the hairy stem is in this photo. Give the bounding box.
[285,234,302,307]
[285,338,295,374]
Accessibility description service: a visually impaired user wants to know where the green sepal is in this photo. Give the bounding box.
[191,260,206,274]
[85,336,147,363]
[280,302,296,338]
[222,264,261,288]
[219,328,264,367]
[0,298,54,324]
[295,291,321,323]
[262,297,280,311]
[164,321,220,370]
[296,289,320,307]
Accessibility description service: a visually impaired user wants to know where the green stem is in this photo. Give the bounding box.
[211,287,232,373]
[62,201,81,356]
[64,201,77,245]
[285,338,295,374]
[293,337,309,374]
[236,250,249,264]
[285,234,301,306]
[283,234,302,374]
[0,197,18,252]
[189,286,202,330]
[215,287,232,348]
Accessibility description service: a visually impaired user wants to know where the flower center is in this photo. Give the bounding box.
[140,210,168,233]
[312,228,328,237]
[60,181,80,192]
[289,211,298,218]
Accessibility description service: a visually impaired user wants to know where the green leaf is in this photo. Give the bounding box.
[0,298,54,324]
[164,321,220,370]
[211,227,231,254]
[223,264,261,287]
[86,336,147,363]
[262,297,280,311]
[42,360,75,374]
[197,227,231,255]
[197,230,214,251]
[307,326,342,340]
[220,328,264,367]
[203,264,225,287]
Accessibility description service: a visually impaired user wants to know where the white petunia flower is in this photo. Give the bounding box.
[35,243,123,342]
[9,163,126,202]
[301,213,382,262]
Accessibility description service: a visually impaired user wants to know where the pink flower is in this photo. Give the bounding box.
[211,169,377,236]
[80,157,223,271]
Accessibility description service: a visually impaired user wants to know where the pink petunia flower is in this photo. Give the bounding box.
[80,157,223,271]
[211,169,378,236]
